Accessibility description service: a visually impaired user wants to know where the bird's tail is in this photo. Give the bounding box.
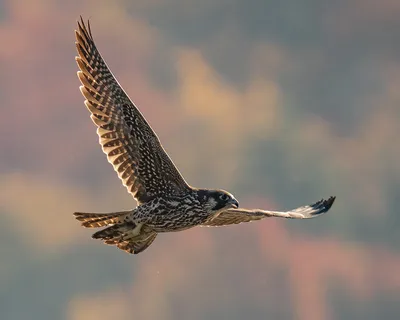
[73,210,131,228]
[73,210,157,254]
[92,223,157,254]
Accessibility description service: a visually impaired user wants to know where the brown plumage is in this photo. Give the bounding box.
[203,197,336,227]
[74,211,131,228]
[73,17,335,255]
[75,18,189,205]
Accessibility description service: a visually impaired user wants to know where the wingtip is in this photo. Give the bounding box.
[79,15,85,26]
[77,16,83,31]
[325,196,336,210]
[315,196,336,215]
[76,16,93,40]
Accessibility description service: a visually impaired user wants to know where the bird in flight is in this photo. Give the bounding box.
[73,17,335,254]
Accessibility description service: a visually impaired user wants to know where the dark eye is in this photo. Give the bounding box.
[219,194,229,201]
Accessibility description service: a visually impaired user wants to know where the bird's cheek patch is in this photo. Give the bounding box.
[207,198,217,210]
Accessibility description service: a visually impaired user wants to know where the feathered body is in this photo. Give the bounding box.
[73,17,335,255]
[75,189,238,254]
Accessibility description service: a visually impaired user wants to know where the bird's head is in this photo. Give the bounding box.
[197,189,239,213]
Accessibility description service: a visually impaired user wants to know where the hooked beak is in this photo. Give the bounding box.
[230,199,239,209]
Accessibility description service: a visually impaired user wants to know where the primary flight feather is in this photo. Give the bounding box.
[74,17,335,254]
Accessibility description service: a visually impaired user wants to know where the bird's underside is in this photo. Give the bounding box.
[73,17,336,255]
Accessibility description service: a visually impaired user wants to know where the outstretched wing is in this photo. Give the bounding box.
[203,196,335,227]
[75,18,190,204]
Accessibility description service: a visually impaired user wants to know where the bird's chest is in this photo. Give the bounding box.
[144,198,210,231]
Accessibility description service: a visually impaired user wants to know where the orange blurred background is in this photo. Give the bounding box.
[1,1,400,319]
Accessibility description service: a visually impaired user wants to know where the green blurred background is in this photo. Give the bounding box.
[1,0,400,319]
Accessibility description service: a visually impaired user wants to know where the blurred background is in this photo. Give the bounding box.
[1,0,400,319]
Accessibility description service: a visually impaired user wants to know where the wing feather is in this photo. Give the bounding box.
[203,196,335,227]
[75,17,190,204]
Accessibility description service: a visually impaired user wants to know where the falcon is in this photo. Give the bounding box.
[73,17,335,254]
